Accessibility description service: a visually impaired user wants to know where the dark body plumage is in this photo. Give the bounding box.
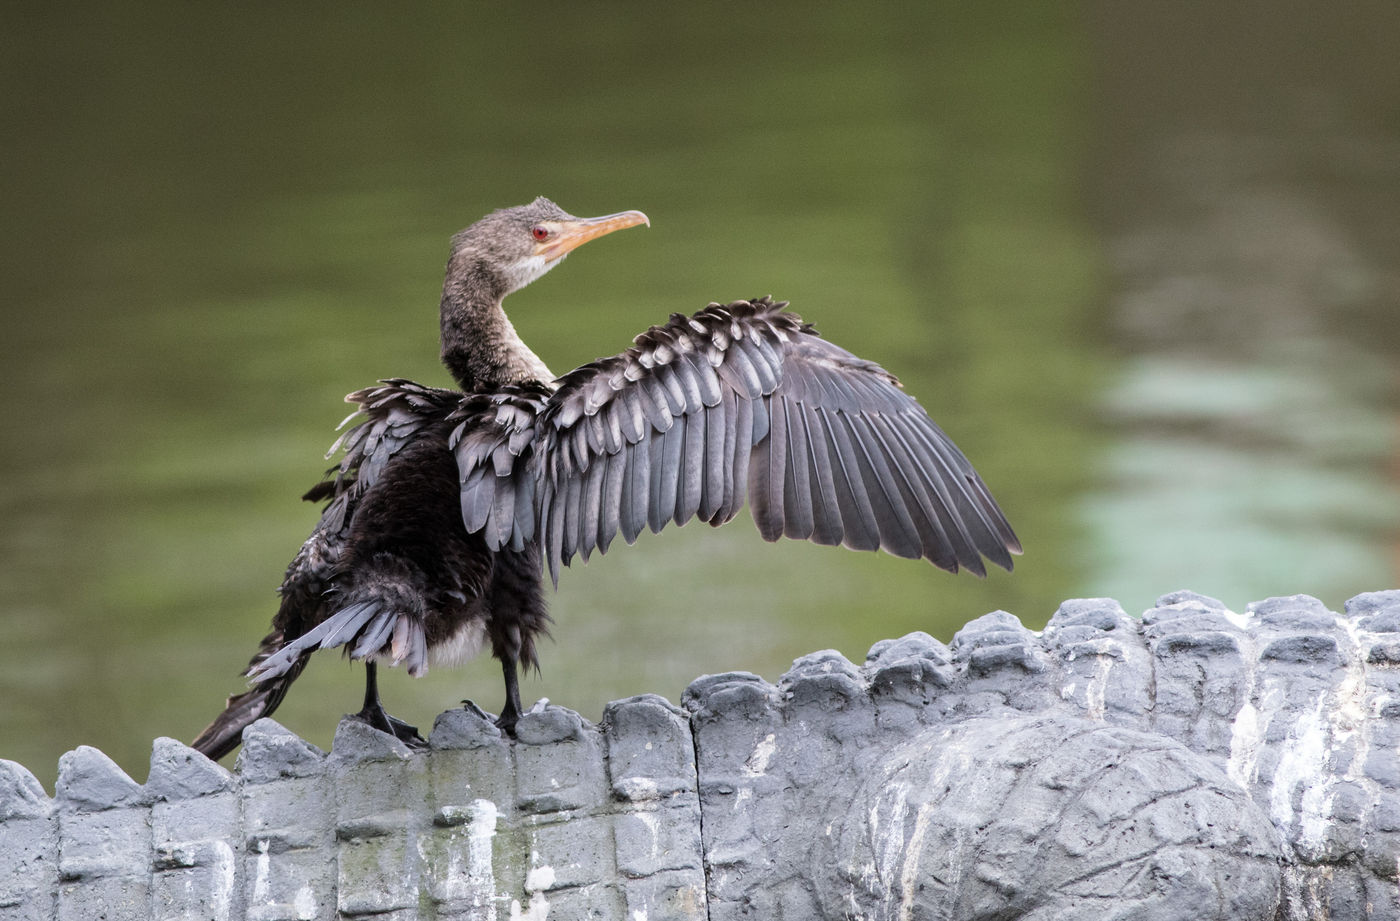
[192,199,1020,760]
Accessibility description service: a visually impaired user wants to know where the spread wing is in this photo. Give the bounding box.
[312,379,466,533]
[453,297,1021,584]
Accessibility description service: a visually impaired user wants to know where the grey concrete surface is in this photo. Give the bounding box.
[3,590,1399,920]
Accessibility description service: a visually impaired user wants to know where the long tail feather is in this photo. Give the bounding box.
[190,632,309,761]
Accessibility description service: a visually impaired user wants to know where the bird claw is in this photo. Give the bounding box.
[385,714,429,749]
[458,699,519,739]
[354,707,428,749]
[495,696,544,739]
[459,699,493,721]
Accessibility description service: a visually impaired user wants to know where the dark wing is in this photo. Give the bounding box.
[252,378,463,679]
[448,382,553,550]
[314,379,466,533]
[454,297,1021,584]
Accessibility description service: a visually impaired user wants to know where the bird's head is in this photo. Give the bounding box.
[450,197,649,296]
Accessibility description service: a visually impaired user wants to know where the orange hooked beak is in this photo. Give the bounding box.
[535,209,650,262]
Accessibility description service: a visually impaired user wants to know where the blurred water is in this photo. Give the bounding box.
[0,2,1395,788]
[1085,1,1400,608]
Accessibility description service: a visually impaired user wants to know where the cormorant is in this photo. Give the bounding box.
[191,198,1020,760]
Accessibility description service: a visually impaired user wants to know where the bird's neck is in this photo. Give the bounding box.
[440,261,553,391]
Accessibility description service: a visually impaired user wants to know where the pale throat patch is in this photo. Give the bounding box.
[503,253,559,293]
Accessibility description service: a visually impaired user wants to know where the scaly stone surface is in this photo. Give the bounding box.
[3,590,1399,920]
[0,761,55,921]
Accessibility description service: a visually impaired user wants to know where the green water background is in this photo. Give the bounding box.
[2,3,1397,787]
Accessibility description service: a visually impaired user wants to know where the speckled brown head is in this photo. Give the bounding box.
[448,197,649,298]
[439,198,649,389]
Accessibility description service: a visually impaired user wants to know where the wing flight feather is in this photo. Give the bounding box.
[451,297,1019,583]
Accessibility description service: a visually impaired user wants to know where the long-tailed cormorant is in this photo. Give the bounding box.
[191,199,1020,760]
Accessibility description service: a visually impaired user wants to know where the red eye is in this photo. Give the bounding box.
[531,226,549,241]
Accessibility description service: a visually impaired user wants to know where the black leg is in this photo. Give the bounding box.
[496,656,523,737]
[354,662,427,748]
[359,659,384,715]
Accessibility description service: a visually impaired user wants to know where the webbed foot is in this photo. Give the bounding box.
[495,703,519,738]
[355,703,428,749]
[355,661,427,748]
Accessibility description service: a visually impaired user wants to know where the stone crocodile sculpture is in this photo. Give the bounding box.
[3,589,1399,920]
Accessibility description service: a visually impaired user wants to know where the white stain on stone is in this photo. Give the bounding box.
[509,864,554,921]
[292,886,316,919]
[251,839,270,906]
[468,799,500,919]
[210,840,235,920]
[1058,648,1114,720]
[248,836,317,920]
[871,778,910,899]
[1243,610,1382,868]
[1335,616,1373,745]
[860,735,962,916]
[508,894,549,921]
[897,802,935,921]
[1228,679,1284,792]
[635,810,661,862]
[1270,702,1331,854]
[615,777,659,801]
[525,865,555,891]
[744,733,777,776]
[1228,700,1263,788]
[1219,605,1252,631]
[1226,623,1264,792]
[1084,655,1112,721]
